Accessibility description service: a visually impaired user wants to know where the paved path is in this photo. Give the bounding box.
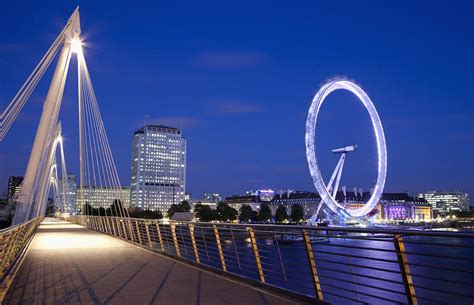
[3,220,307,305]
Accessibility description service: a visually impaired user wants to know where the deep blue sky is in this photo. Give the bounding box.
[0,1,473,200]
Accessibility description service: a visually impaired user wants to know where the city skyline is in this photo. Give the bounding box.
[0,1,473,200]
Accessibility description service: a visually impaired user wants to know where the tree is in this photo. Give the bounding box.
[180,200,191,212]
[239,204,253,223]
[274,205,289,223]
[257,203,272,222]
[167,204,180,218]
[111,199,127,217]
[194,203,216,222]
[82,203,94,215]
[216,202,238,222]
[128,207,163,219]
[167,200,191,218]
[98,207,106,216]
[290,204,305,223]
[143,209,163,219]
[129,207,144,218]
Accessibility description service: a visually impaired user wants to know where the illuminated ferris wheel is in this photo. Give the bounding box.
[305,79,387,219]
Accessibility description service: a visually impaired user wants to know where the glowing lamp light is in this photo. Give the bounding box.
[70,37,83,54]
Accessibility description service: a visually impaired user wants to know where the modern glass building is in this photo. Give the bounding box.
[7,176,23,203]
[130,125,186,212]
[57,173,77,214]
[418,191,470,215]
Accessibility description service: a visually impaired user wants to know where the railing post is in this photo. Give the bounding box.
[121,219,129,240]
[303,230,323,301]
[248,227,265,283]
[101,217,107,232]
[115,218,123,238]
[394,234,417,305]
[104,216,115,234]
[100,217,105,232]
[102,216,111,234]
[145,221,152,247]
[213,225,226,272]
[156,222,165,252]
[135,220,143,245]
[189,224,200,263]
[170,223,181,256]
[96,217,100,231]
[127,219,135,242]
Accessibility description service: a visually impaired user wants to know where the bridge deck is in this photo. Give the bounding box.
[3,219,306,305]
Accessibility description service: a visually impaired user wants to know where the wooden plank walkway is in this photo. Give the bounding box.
[3,219,308,305]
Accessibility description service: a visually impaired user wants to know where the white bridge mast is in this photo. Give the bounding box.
[13,8,81,224]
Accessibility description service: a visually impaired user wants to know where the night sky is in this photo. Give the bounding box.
[0,1,473,201]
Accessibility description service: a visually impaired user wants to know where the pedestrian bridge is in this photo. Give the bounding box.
[1,219,304,305]
[0,217,473,305]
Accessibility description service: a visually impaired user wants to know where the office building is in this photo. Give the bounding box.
[77,187,130,210]
[418,191,470,215]
[57,173,77,214]
[130,125,186,211]
[7,176,23,203]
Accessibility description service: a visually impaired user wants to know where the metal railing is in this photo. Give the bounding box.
[68,215,474,304]
[0,216,43,299]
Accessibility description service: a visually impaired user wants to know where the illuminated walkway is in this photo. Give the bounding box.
[3,220,306,305]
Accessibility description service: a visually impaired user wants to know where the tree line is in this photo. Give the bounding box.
[82,199,306,223]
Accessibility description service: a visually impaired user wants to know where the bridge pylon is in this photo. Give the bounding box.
[13,8,81,224]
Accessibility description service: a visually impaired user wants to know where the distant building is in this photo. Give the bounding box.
[418,191,470,216]
[246,189,275,202]
[57,173,77,214]
[204,193,222,203]
[77,187,130,210]
[190,193,222,209]
[229,189,434,222]
[130,125,186,212]
[413,199,432,221]
[7,176,23,203]
[346,192,432,222]
[270,191,321,218]
[226,195,261,212]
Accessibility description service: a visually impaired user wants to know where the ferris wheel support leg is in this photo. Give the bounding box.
[327,154,344,194]
[332,153,346,199]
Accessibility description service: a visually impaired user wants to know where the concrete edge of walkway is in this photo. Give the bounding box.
[81,222,328,305]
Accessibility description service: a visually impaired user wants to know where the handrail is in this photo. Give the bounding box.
[0,216,43,300]
[0,216,39,234]
[86,216,474,238]
[68,215,474,304]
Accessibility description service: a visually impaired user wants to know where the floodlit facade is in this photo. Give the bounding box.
[130,125,186,212]
[418,191,470,215]
[57,173,77,214]
[77,187,130,210]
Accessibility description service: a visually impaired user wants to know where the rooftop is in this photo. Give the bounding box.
[134,124,181,135]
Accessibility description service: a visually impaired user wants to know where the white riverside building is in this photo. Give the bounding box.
[418,191,470,215]
[76,187,130,210]
[130,125,186,212]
